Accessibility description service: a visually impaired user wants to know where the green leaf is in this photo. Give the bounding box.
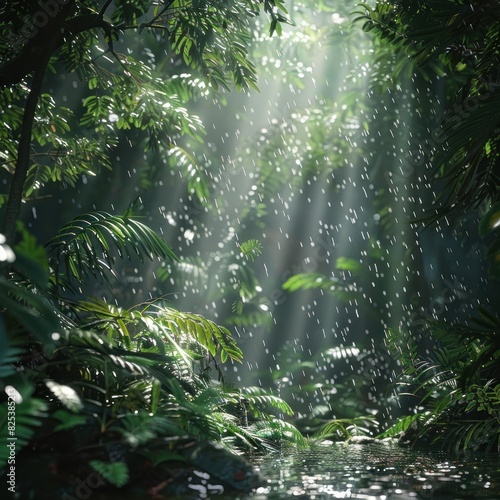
[13,223,49,285]
[253,417,307,447]
[151,379,161,415]
[156,306,243,363]
[239,386,294,416]
[377,414,422,439]
[336,257,362,273]
[45,380,83,412]
[283,273,342,292]
[0,394,47,465]
[0,346,22,378]
[239,239,263,261]
[137,450,188,467]
[46,211,179,287]
[89,460,129,488]
[0,277,60,343]
[52,409,88,432]
[479,202,500,238]
[485,238,500,259]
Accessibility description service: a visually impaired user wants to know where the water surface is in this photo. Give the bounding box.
[250,441,500,499]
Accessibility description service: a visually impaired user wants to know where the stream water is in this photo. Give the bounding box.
[249,441,500,499]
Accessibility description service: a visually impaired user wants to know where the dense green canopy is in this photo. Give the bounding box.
[0,0,500,497]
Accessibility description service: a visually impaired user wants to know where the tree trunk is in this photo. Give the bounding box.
[1,2,74,243]
[2,65,47,244]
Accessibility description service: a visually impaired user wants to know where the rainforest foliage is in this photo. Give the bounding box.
[355,0,500,452]
[0,1,499,498]
[275,0,500,452]
[0,1,305,498]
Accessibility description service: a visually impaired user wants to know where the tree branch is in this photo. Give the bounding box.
[0,13,114,87]
[1,2,76,242]
[99,0,114,17]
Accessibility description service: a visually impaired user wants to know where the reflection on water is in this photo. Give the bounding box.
[250,441,500,499]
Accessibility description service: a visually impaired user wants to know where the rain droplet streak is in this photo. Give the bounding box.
[52,6,497,421]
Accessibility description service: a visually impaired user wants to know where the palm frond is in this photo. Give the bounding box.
[427,91,500,219]
[70,297,241,390]
[49,329,200,408]
[46,210,178,288]
[385,310,500,452]
[360,0,500,223]
[239,239,263,262]
[377,413,424,439]
[221,419,278,451]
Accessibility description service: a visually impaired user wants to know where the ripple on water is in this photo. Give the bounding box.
[249,441,500,499]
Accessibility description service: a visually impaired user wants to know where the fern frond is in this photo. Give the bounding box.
[251,417,308,448]
[226,308,272,329]
[45,380,83,412]
[52,409,88,432]
[110,412,181,448]
[56,329,200,402]
[313,415,379,441]
[238,386,294,417]
[152,306,243,363]
[0,276,60,344]
[0,345,22,378]
[89,460,129,487]
[221,419,277,451]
